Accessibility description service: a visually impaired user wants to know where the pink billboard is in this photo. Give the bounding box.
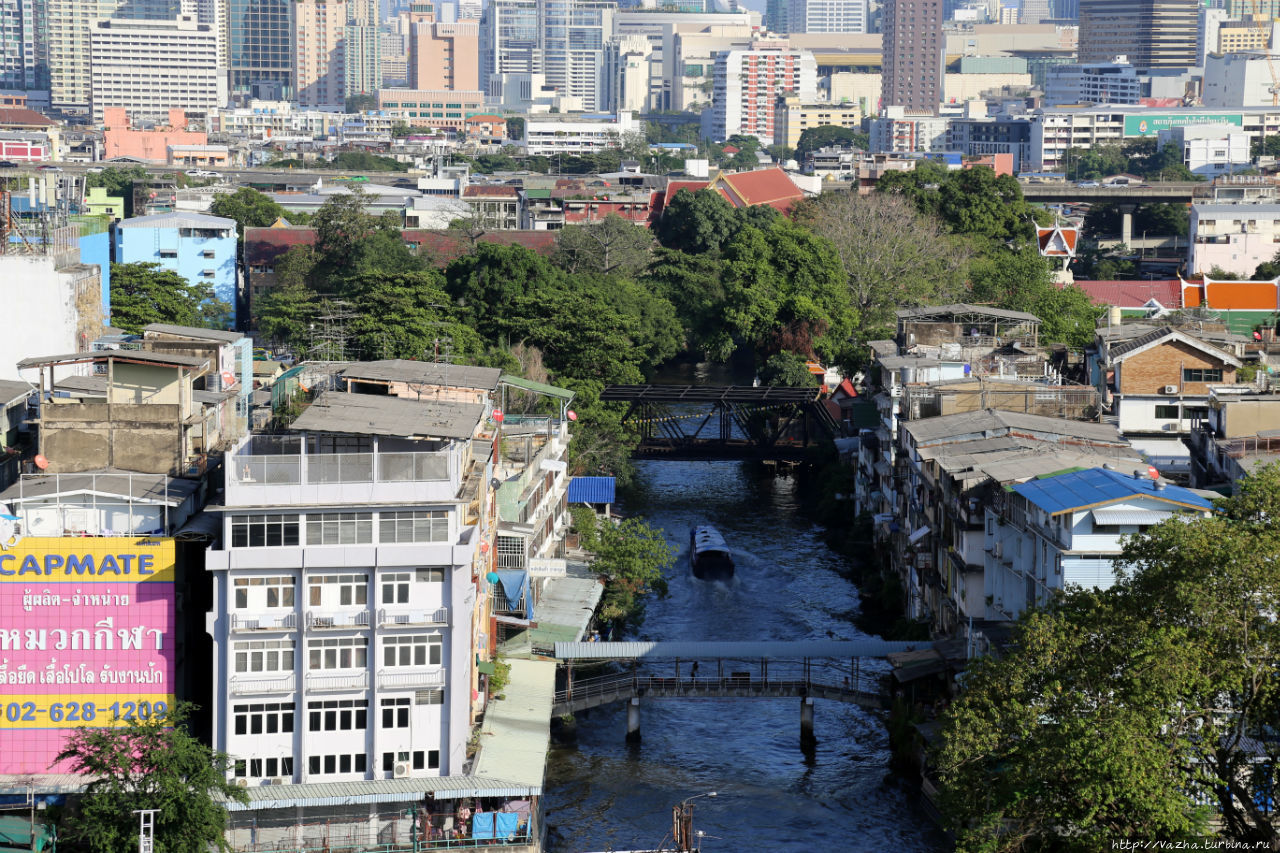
[0,537,177,774]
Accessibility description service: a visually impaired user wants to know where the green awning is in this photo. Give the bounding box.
[500,374,575,401]
[476,660,497,675]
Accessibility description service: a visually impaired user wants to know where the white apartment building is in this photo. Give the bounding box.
[1157,123,1251,177]
[984,468,1214,621]
[785,0,867,33]
[89,15,225,123]
[710,45,818,142]
[870,106,950,153]
[213,102,398,140]
[1203,52,1280,109]
[1043,57,1141,106]
[520,110,641,154]
[1189,202,1280,277]
[614,10,755,113]
[206,379,497,787]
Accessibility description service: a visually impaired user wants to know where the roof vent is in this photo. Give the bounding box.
[1153,480,1165,490]
[1133,470,1144,479]
[1103,463,1115,470]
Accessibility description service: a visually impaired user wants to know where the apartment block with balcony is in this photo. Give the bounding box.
[1187,389,1280,488]
[1188,202,1280,279]
[205,389,491,789]
[114,213,239,328]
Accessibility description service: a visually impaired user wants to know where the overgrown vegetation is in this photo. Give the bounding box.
[571,507,673,628]
[110,262,232,333]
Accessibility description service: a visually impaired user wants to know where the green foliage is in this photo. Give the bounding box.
[505,116,525,140]
[880,165,1043,246]
[327,151,408,172]
[1083,202,1188,239]
[795,125,865,160]
[345,93,378,112]
[1252,134,1280,159]
[263,158,308,170]
[572,508,673,625]
[969,243,1102,348]
[1254,248,1280,280]
[759,351,816,387]
[86,165,149,217]
[345,270,485,361]
[1207,265,1243,281]
[936,464,1280,850]
[209,187,291,240]
[644,248,732,358]
[309,187,423,286]
[552,214,655,277]
[1065,140,1204,182]
[53,702,247,853]
[655,188,743,255]
[109,263,229,334]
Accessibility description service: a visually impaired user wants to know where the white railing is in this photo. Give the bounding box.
[305,671,370,691]
[230,613,298,632]
[229,673,296,695]
[376,668,446,690]
[376,607,449,627]
[306,610,371,629]
[230,450,449,486]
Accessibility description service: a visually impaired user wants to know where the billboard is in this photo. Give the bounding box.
[1124,113,1244,137]
[0,537,176,775]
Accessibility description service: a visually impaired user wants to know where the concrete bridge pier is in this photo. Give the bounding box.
[1118,204,1137,247]
[626,697,641,744]
[800,697,816,753]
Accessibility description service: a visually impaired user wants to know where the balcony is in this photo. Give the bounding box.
[230,612,298,632]
[306,610,371,630]
[229,673,296,695]
[305,671,370,692]
[376,668,446,690]
[225,434,460,508]
[376,607,449,627]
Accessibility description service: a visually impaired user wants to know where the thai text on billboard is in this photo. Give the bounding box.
[1123,113,1244,136]
[0,537,176,775]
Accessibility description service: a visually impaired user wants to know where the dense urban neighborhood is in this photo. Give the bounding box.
[1,0,1280,851]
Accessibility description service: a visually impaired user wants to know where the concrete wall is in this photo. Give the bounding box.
[106,362,187,406]
[40,402,182,473]
[2,255,101,382]
[1218,397,1280,437]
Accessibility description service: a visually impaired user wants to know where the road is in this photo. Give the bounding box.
[0,162,421,189]
[1021,181,1206,205]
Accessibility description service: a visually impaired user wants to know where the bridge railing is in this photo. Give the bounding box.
[557,662,885,706]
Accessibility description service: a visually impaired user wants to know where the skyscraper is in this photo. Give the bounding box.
[293,0,346,107]
[229,0,294,99]
[480,0,614,111]
[0,0,48,97]
[881,0,942,115]
[1021,0,1050,24]
[408,2,479,91]
[787,0,866,33]
[1078,0,1199,71]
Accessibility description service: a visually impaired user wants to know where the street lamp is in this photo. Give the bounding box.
[672,792,717,852]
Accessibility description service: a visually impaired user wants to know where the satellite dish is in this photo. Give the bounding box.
[33,454,48,470]
[566,410,578,421]
[485,571,499,585]
[1147,465,1159,480]
[479,541,490,554]
[491,409,504,423]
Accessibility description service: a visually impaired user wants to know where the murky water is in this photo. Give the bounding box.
[543,460,947,853]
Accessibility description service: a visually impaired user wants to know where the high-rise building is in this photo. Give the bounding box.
[1078,0,1200,71]
[90,15,224,122]
[882,0,943,115]
[711,45,817,141]
[229,0,293,100]
[1226,0,1280,15]
[1051,0,1078,20]
[766,0,787,32]
[479,0,537,91]
[481,0,615,111]
[293,0,346,107]
[787,0,866,32]
[48,0,181,111]
[408,2,479,91]
[1,0,48,98]
[1021,0,1050,23]
[344,23,382,97]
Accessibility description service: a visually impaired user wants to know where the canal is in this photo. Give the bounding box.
[542,459,948,852]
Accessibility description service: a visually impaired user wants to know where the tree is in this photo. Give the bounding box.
[344,93,378,112]
[86,165,149,217]
[209,187,290,241]
[308,188,422,287]
[655,188,760,255]
[345,270,485,361]
[970,242,1102,348]
[879,165,1044,246]
[552,214,654,276]
[1252,134,1280,159]
[109,263,227,334]
[1208,265,1244,281]
[572,508,673,626]
[1254,248,1280,280]
[505,116,525,141]
[54,702,247,853]
[800,191,968,339]
[758,351,816,387]
[795,125,864,160]
[327,151,408,172]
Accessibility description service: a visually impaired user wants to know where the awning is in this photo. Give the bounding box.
[908,525,931,545]
[1091,508,1173,526]
[495,570,533,620]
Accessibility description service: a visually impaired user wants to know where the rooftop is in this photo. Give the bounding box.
[471,658,555,794]
[1067,279,1182,309]
[289,391,483,440]
[17,350,210,370]
[115,211,236,230]
[144,323,244,343]
[1012,467,1217,515]
[896,303,1041,324]
[904,408,1128,447]
[342,359,502,391]
[0,378,33,407]
[0,469,199,505]
[1105,326,1243,366]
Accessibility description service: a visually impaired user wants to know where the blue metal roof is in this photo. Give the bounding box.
[1012,467,1216,516]
[567,476,615,504]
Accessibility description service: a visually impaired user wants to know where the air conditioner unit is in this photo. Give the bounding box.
[1163,385,1178,394]
[992,542,1003,559]
[393,762,411,779]
[269,778,285,786]
[235,778,250,788]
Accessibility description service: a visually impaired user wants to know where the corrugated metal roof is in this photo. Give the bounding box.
[1090,507,1174,526]
[554,639,928,660]
[0,470,199,504]
[1013,468,1216,516]
[567,476,615,504]
[904,409,1125,447]
[0,774,95,795]
[896,303,1041,324]
[472,659,555,792]
[344,360,502,391]
[289,391,483,440]
[17,350,209,369]
[499,374,574,400]
[533,575,602,638]
[144,323,244,343]
[0,379,33,407]
[220,775,537,810]
[116,211,236,229]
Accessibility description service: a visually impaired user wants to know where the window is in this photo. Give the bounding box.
[415,688,443,705]
[1154,405,1180,419]
[307,699,367,731]
[308,753,367,775]
[309,574,368,607]
[231,514,300,548]
[381,572,411,604]
[1183,368,1223,383]
[381,696,411,728]
[233,639,295,673]
[412,750,439,770]
[379,510,448,543]
[308,637,369,670]
[306,512,373,545]
[233,756,293,778]
[384,634,442,667]
[232,702,294,736]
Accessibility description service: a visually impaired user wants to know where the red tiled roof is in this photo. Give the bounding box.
[1037,226,1079,256]
[717,168,804,212]
[1066,279,1182,309]
[721,145,740,154]
[0,108,56,128]
[244,227,316,265]
[836,377,857,398]
[462,185,519,198]
[663,180,709,208]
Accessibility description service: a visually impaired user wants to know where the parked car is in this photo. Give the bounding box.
[37,164,62,171]
[1077,180,1100,188]
[86,166,104,173]
[0,161,16,169]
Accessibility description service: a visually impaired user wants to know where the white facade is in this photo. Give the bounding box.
[870,106,951,153]
[785,0,867,33]
[206,427,482,787]
[1157,123,1251,177]
[520,110,640,154]
[3,248,101,383]
[1043,58,1141,106]
[1189,202,1280,277]
[1203,52,1280,109]
[710,46,818,142]
[89,15,226,123]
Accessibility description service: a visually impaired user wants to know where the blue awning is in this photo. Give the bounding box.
[495,570,533,619]
[568,476,615,504]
